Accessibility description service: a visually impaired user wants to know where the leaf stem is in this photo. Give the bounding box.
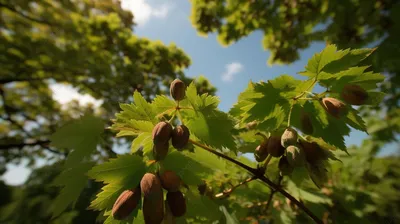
[214,176,257,199]
[293,78,317,100]
[287,104,294,127]
[189,139,258,174]
[189,139,323,224]
[168,110,177,123]
[262,154,272,170]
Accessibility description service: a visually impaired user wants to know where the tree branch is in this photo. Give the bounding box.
[0,77,47,85]
[189,139,323,224]
[0,3,53,25]
[0,140,50,150]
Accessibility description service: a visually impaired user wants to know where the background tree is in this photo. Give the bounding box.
[0,0,216,165]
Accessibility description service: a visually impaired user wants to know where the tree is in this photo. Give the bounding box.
[189,0,399,130]
[0,0,216,166]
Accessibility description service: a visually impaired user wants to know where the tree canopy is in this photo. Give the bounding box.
[0,0,216,165]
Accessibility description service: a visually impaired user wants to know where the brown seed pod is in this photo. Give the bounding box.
[341,84,369,105]
[141,173,164,224]
[300,110,313,135]
[281,127,298,148]
[159,170,181,192]
[197,183,207,195]
[286,145,306,167]
[299,139,325,163]
[254,139,269,162]
[278,156,294,176]
[153,141,169,161]
[171,125,190,150]
[166,191,186,217]
[321,97,347,118]
[143,195,164,224]
[152,122,173,145]
[267,135,285,157]
[170,79,186,101]
[112,186,141,220]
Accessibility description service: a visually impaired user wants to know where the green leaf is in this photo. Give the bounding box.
[133,91,157,123]
[234,76,304,131]
[131,132,152,154]
[301,101,350,151]
[103,206,143,224]
[220,206,239,224]
[304,44,343,76]
[88,154,146,184]
[161,149,223,186]
[50,162,94,218]
[303,45,375,79]
[363,92,386,105]
[184,82,219,112]
[306,162,329,188]
[50,115,104,167]
[50,114,104,149]
[185,190,222,221]
[327,67,385,91]
[152,94,176,114]
[185,110,236,150]
[322,48,376,74]
[88,155,147,211]
[181,83,236,149]
[346,107,367,132]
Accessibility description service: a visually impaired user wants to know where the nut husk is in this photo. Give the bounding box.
[170,79,186,101]
[267,135,285,157]
[152,122,173,145]
[141,173,164,224]
[299,139,325,163]
[166,191,186,217]
[112,187,141,220]
[153,141,169,161]
[321,97,347,118]
[278,156,294,176]
[171,125,190,150]
[254,138,269,162]
[159,170,181,192]
[281,127,298,148]
[341,84,368,105]
[286,145,306,167]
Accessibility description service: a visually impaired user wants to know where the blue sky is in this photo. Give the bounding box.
[2,0,396,185]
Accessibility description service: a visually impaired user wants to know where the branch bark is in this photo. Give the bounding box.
[189,139,323,224]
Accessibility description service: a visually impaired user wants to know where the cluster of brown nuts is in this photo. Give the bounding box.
[151,121,190,160]
[152,79,190,160]
[111,79,190,222]
[321,84,369,119]
[112,171,186,223]
[254,127,313,176]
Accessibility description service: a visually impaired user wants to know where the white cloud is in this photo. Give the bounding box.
[49,83,103,108]
[221,62,244,82]
[120,0,172,26]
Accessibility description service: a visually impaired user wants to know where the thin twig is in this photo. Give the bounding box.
[214,176,257,199]
[189,139,323,224]
[265,175,283,211]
